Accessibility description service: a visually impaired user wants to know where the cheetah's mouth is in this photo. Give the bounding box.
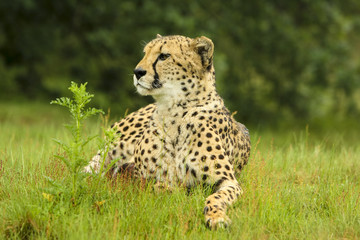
[133,75,152,90]
[136,82,151,90]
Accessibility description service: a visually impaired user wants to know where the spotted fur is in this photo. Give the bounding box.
[84,35,251,229]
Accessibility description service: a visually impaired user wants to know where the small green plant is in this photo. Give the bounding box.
[92,110,119,186]
[46,82,117,208]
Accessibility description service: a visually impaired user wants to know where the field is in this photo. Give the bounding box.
[0,102,359,239]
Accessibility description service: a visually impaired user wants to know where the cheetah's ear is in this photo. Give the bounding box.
[156,34,162,38]
[193,36,214,71]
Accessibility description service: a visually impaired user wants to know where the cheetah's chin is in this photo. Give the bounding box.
[135,83,153,96]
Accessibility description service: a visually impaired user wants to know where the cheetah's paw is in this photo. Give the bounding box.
[203,206,231,230]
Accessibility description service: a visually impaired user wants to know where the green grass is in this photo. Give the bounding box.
[0,102,359,239]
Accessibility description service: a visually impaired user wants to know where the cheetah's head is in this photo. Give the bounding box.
[133,35,214,102]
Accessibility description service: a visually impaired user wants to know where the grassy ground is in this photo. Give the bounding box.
[0,102,359,239]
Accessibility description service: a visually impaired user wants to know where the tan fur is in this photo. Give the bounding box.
[84,35,251,229]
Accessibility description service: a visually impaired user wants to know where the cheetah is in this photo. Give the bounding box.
[84,34,251,229]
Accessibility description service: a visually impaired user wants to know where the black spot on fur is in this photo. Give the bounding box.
[191,169,197,178]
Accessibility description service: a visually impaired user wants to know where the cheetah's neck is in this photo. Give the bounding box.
[154,72,224,118]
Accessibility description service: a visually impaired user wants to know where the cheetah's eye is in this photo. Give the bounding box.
[158,53,171,61]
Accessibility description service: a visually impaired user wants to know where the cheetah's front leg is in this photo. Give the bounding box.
[204,179,243,229]
[83,152,104,174]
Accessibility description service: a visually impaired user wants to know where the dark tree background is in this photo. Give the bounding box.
[0,0,359,126]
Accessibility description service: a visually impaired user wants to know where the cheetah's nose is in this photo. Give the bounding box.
[134,68,147,80]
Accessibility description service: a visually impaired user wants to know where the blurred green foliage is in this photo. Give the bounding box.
[0,0,359,125]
